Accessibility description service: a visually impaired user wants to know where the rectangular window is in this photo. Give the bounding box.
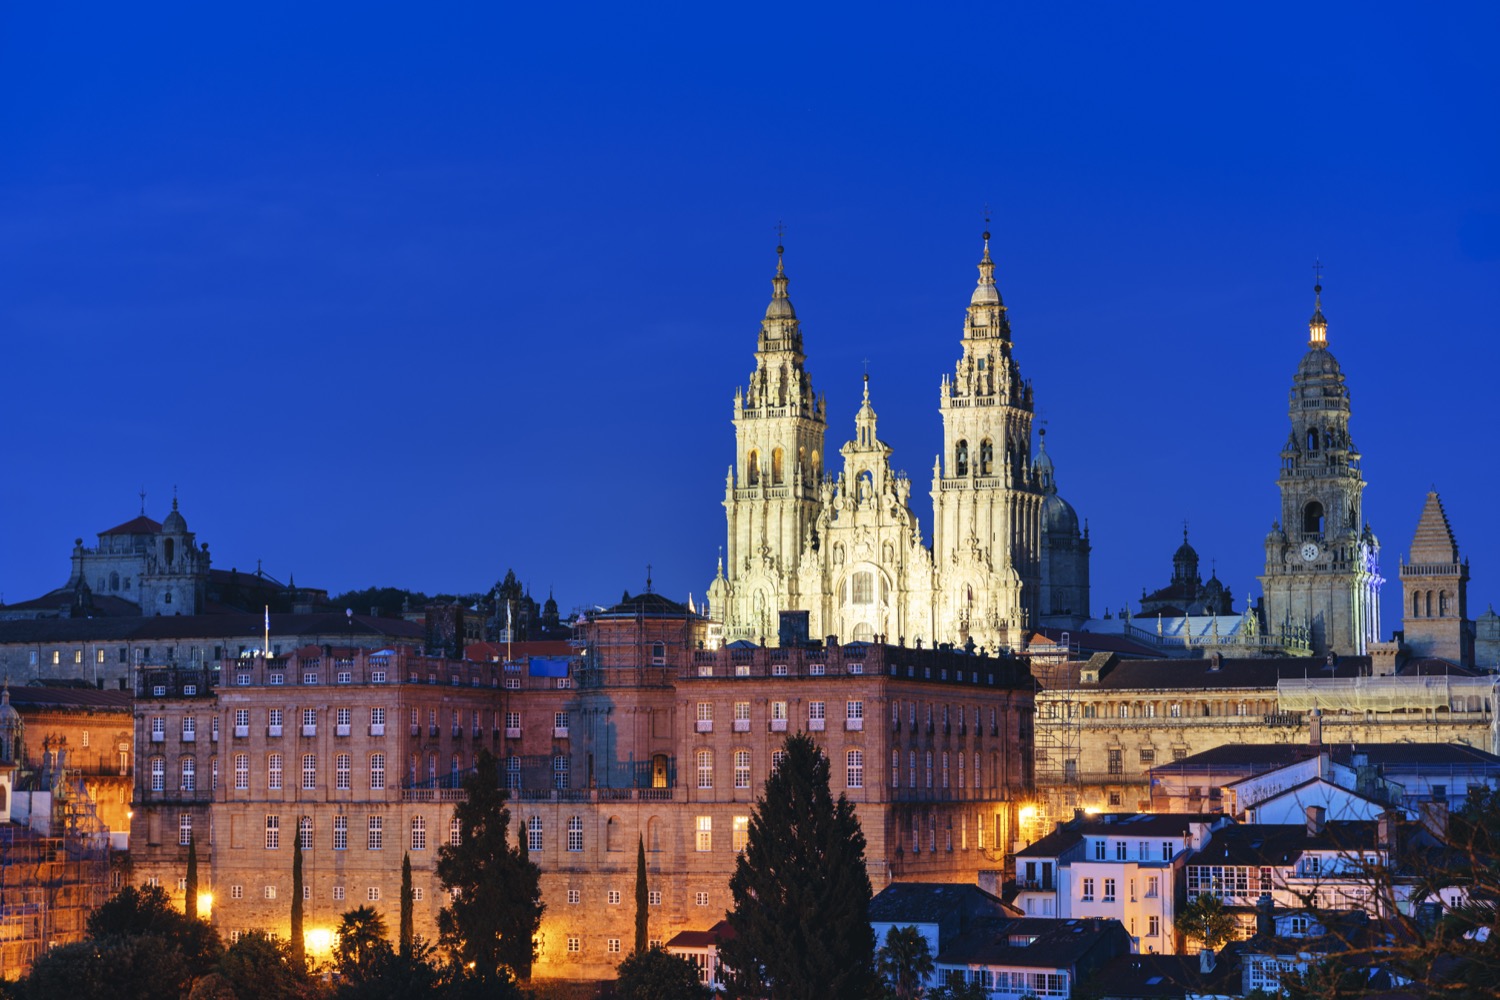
[1139,748,1155,766]
[607,938,620,954]
[411,816,427,851]
[734,750,750,789]
[182,716,196,740]
[847,749,864,789]
[566,937,580,954]
[567,816,583,852]
[607,890,621,905]
[370,754,385,790]
[527,817,543,852]
[336,754,351,789]
[1081,877,1094,900]
[732,815,749,852]
[1103,878,1116,901]
[1148,916,1160,937]
[234,754,248,790]
[1107,748,1123,775]
[695,816,712,852]
[1116,841,1127,860]
[298,816,312,850]
[332,885,344,900]
[567,889,580,904]
[649,890,661,906]
[179,813,193,846]
[265,815,280,850]
[368,886,381,902]
[695,892,709,906]
[1162,841,1173,861]
[265,885,277,899]
[231,884,243,899]
[150,757,165,791]
[302,754,317,790]
[697,750,714,789]
[1095,840,1106,860]
[846,700,863,730]
[368,816,383,850]
[1147,875,1160,897]
[808,701,825,730]
[268,753,283,790]
[333,816,347,851]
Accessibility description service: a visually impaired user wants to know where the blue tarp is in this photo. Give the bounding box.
[528,656,571,677]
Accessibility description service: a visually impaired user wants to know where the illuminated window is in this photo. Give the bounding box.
[265,815,280,850]
[695,816,712,852]
[733,815,749,852]
[411,816,427,851]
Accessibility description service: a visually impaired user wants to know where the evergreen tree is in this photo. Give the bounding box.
[290,825,305,969]
[185,832,199,921]
[719,733,879,1000]
[399,852,414,957]
[635,835,649,955]
[615,944,711,1000]
[436,748,543,986]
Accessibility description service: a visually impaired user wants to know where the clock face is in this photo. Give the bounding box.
[1300,542,1319,561]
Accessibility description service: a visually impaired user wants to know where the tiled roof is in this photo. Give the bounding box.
[0,612,423,645]
[1084,948,1244,999]
[99,515,162,536]
[869,882,1010,925]
[7,685,133,711]
[1016,814,1222,858]
[1188,822,1379,867]
[1155,742,1500,775]
[936,916,1129,970]
[1089,656,1375,691]
[665,920,734,949]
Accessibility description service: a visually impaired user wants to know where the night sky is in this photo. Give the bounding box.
[4,4,1497,635]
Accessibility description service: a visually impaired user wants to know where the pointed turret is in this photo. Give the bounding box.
[1409,490,1459,565]
[757,243,802,352]
[964,230,1010,340]
[1308,279,1328,347]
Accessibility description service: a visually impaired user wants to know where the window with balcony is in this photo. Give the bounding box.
[696,702,713,732]
[733,701,750,731]
[553,755,569,790]
[554,712,570,738]
[846,700,863,730]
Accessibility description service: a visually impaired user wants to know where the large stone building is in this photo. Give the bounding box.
[129,590,1037,980]
[1259,282,1382,656]
[707,236,1089,652]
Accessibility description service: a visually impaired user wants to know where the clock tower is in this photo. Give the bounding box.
[1260,278,1382,655]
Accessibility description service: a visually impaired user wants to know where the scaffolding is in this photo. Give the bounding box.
[0,777,111,979]
[1028,645,1082,834]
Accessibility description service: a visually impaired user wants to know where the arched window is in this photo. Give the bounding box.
[955,440,969,477]
[746,450,760,486]
[979,439,994,476]
[1303,501,1325,535]
[847,750,864,789]
[1413,592,1422,618]
[1439,592,1449,616]
[772,448,784,485]
[606,816,620,852]
[180,757,195,792]
[164,538,175,565]
[109,571,119,592]
[1307,428,1320,450]
[811,449,821,479]
[1426,591,1433,617]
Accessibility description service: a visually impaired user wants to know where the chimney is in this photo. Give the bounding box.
[1305,805,1326,837]
[1256,893,1274,937]
[1308,707,1322,748]
[1199,948,1216,974]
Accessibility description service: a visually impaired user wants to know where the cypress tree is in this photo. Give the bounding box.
[634,834,648,954]
[720,733,879,1000]
[400,851,415,956]
[290,822,305,969]
[184,832,198,921]
[436,748,543,985]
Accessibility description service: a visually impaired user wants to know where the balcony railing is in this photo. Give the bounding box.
[369,724,385,736]
[695,720,713,733]
[505,727,522,739]
[553,727,570,739]
[234,725,249,738]
[769,719,787,732]
[267,725,283,737]
[846,718,864,731]
[809,719,825,731]
[302,725,317,737]
[336,724,351,737]
[732,719,750,732]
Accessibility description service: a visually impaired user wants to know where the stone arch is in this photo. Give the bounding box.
[606,815,622,852]
[955,440,969,477]
[772,448,784,485]
[746,450,760,486]
[1303,501,1325,534]
[646,815,661,852]
[979,439,994,476]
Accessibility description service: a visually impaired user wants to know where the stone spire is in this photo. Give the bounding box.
[1409,490,1459,565]
[757,243,802,353]
[964,229,1010,340]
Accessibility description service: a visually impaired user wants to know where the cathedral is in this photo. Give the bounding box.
[706,235,1090,651]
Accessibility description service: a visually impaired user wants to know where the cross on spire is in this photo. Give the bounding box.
[1313,258,1324,288]
[139,487,146,515]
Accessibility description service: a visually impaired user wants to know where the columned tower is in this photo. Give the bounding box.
[930,232,1043,650]
[721,246,827,643]
[1260,280,1382,655]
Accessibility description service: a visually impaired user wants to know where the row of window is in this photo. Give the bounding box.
[252,813,463,852]
[908,810,1002,853]
[891,749,998,791]
[1078,876,1162,905]
[226,883,400,903]
[1091,839,1178,862]
[891,701,1005,733]
[150,706,529,740]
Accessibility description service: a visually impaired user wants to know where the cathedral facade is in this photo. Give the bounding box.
[1260,283,1383,656]
[707,236,1089,651]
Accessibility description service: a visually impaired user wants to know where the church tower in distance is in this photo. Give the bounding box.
[930,231,1043,650]
[1260,278,1382,655]
[1399,490,1473,666]
[719,245,827,643]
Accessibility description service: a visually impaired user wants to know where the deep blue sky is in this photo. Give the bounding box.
[4,4,1497,636]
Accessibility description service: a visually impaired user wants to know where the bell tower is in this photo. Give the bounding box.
[720,244,827,643]
[1260,276,1382,655]
[930,231,1043,650]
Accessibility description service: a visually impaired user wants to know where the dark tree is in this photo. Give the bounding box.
[87,883,223,978]
[332,938,450,1000]
[635,834,649,955]
[614,944,711,1000]
[185,833,200,921]
[335,906,389,982]
[399,852,415,957]
[435,748,543,985]
[20,934,192,1000]
[213,930,312,1000]
[290,827,305,969]
[719,733,879,1000]
[1175,892,1236,952]
[877,924,935,1000]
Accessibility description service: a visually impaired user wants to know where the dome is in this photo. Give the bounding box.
[0,684,19,726]
[1174,536,1198,563]
[1041,493,1079,537]
[1296,345,1344,380]
[764,295,796,321]
[162,498,187,533]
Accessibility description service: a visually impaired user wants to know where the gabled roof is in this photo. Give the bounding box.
[936,916,1130,970]
[1085,948,1244,999]
[1188,822,1380,867]
[1155,741,1500,776]
[99,515,162,536]
[1016,814,1222,858]
[664,919,734,949]
[869,882,1012,925]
